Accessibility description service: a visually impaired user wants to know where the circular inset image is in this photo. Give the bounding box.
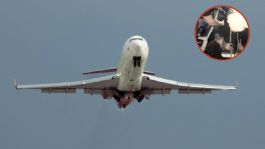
[195,5,250,60]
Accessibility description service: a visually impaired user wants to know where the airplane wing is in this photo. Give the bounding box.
[15,75,119,94]
[142,74,236,94]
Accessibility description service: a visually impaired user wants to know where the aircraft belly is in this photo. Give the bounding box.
[117,61,143,91]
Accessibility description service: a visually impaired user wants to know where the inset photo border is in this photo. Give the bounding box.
[194,5,250,61]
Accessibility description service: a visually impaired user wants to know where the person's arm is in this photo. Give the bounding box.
[203,15,224,26]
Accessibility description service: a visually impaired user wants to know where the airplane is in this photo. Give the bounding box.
[14,35,236,109]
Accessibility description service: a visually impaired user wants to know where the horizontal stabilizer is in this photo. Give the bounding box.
[82,67,117,75]
[83,67,156,75]
[143,71,156,76]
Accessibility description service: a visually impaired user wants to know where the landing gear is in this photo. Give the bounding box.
[113,91,134,109]
[133,91,145,102]
[136,95,145,102]
[112,90,150,108]
[133,56,141,67]
[113,95,121,102]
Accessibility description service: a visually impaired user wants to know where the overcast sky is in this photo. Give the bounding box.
[1,0,265,149]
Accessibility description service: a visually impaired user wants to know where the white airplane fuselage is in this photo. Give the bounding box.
[117,36,149,92]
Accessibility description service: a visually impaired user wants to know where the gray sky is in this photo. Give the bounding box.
[1,0,264,149]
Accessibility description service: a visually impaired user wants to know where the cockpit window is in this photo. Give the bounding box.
[129,38,143,42]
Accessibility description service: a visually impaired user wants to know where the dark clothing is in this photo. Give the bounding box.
[205,40,226,59]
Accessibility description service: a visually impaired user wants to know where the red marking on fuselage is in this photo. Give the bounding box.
[116,98,134,108]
